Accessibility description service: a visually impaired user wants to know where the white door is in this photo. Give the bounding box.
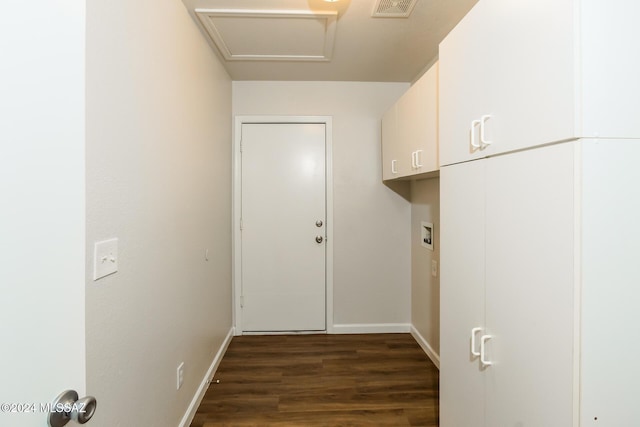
[240,123,326,332]
[398,61,438,177]
[484,143,575,426]
[439,0,575,166]
[441,143,575,426]
[440,159,487,427]
[0,1,87,426]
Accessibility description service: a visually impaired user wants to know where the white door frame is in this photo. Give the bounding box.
[233,116,334,335]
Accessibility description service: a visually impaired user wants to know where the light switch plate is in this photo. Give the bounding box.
[93,238,118,280]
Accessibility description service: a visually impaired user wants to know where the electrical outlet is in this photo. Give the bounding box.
[177,362,185,390]
[93,238,118,280]
[431,260,438,277]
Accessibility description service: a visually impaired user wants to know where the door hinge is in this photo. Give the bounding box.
[240,295,244,308]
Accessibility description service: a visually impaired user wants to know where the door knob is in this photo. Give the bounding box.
[315,220,323,227]
[315,236,324,244]
[48,390,97,427]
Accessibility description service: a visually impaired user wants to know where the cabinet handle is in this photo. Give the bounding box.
[470,119,481,149]
[480,114,492,147]
[391,159,398,174]
[411,151,416,169]
[415,150,423,168]
[470,327,482,357]
[480,334,493,367]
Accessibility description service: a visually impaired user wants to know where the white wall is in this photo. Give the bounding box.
[233,81,411,330]
[86,0,232,425]
[0,2,86,426]
[411,178,440,361]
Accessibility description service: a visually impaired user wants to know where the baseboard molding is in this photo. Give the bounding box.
[179,326,235,427]
[410,325,440,369]
[331,323,411,334]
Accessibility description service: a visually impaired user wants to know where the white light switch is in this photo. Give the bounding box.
[93,238,118,280]
[431,260,438,277]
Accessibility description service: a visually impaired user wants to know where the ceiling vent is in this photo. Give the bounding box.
[372,0,418,18]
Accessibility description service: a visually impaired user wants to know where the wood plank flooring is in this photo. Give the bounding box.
[190,333,439,426]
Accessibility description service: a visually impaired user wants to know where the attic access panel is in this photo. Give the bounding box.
[195,9,338,61]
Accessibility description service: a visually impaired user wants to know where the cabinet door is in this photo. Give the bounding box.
[406,62,438,175]
[440,160,486,427]
[439,0,575,166]
[396,85,418,177]
[381,104,400,181]
[484,143,575,426]
[439,0,490,167]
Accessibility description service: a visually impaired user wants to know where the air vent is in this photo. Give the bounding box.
[372,0,417,18]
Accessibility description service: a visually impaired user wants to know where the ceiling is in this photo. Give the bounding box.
[181,0,478,82]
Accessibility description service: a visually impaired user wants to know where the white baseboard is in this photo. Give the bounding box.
[179,326,234,427]
[331,323,411,334]
[410,325,440,369]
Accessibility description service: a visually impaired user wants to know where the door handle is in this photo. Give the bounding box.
[470,119,481,149]
[480,114,492,148]
[470,327,482,357]
[316,220,323,227]
[480,334,493,367]
[48,390,97,426]
[414,150,423,168]
[391,159,398,174]
[315,236,324,244]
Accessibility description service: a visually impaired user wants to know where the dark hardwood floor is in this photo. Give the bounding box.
[190,333,439,426]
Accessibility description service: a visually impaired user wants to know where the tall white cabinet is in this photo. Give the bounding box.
[439,0,640,425]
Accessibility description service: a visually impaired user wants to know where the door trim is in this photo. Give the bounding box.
[232,116,334,335]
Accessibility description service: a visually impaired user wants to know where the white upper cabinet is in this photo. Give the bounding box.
[382,62,439,181]
[398,62,439,177]
[439,0,640,166]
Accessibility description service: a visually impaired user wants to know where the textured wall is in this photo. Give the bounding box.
[411,178,440,355]
[85,0,232,425]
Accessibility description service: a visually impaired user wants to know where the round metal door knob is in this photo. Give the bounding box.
[48,390,97,427]
[315,236,324,244]
[315,220,323,227]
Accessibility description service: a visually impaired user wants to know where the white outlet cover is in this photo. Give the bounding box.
[93,238,118,280]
